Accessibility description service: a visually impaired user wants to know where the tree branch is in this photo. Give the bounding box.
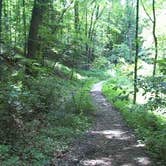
[140,0,153,23]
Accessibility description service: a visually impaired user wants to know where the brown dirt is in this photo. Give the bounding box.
[51,82,156,166]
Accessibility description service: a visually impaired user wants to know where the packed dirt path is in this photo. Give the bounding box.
[52,82,154,166]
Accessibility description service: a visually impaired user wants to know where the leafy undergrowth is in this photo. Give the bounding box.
[102,70,166,164]
[0,62,102,165]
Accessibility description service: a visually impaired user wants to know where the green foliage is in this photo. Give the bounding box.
[105,44,132,63]
[138,76,166,111]
[0,74,69,140]
[0,145,20,166]
[79,69,108,81]
[0,60,97,165]
[0,0,166,164]
[26,77,66,113]
[158,58,166,75]
[70,80,96,115]
[92,56,110,69]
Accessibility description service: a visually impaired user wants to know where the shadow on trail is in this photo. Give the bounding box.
[52,82,154,166]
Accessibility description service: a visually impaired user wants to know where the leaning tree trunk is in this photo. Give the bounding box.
[133,0,139,104]
[152,0,158,76]
[27,0,48,58]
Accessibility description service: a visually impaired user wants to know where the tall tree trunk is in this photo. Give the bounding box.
[74,0,79,33]
[70,0,79,79]
[133,0,139,104]
[86,4,97,63]
[140,0,158,76]
[85,7,89,64]
[152,0,158,76]
[23,0,27,56]
[27,0,48,58]
[3,1,10,44]
[0,0,3,53]
[9,1,12,44]
[14,0,20,50]
[87,4,104,63]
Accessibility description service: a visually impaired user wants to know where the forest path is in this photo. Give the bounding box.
[52,82,154,166]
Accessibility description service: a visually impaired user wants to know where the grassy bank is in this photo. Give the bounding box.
[0,65,102,165]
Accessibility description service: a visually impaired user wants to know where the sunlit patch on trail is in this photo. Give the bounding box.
[133,140,145,148]
[134,157,151,165]
[81,156,151,166]
[91,81,105,92]
[81,158,112,166]
[90,129,131,140]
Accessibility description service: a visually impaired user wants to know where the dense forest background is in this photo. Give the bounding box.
[0,0,166,165]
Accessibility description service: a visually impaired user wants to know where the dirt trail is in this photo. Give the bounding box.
[52,82,154,166]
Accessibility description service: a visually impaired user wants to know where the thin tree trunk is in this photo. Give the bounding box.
[85,7,89,64]
[140,0,158,76]
[74,0,79,33]
[133,0,139,104]
[86,4,96,62]
[3,1,9,44]
[0,0,3,53]
[8,1,12,44]
[107,11,111,34]
[71,0,80,79]
[88,4,97,40]
[152,0,158,76]
[23,0,27,56]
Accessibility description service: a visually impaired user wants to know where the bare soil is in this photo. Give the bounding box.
[51,82,155,166]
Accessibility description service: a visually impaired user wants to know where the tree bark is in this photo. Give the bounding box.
[23,0,27,56]
[0,0,3,53]
[133,0,139,104]
[74,0,79,33]
[27,0,48,58]
[87,4,97,63]
[152,0,158,76]
[140,0,158,76]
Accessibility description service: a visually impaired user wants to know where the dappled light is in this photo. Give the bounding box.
[57,82,152,165]
[81,156,151,166]
[81,158,112,166]
[91,129,129,140]
[91,81,105,92]
[0,0,165,165]
[134,157,151,165]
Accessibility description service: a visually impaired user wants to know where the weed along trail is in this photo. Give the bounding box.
[52,82,154,166]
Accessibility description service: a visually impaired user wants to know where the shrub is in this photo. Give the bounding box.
[92,56,110,70]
